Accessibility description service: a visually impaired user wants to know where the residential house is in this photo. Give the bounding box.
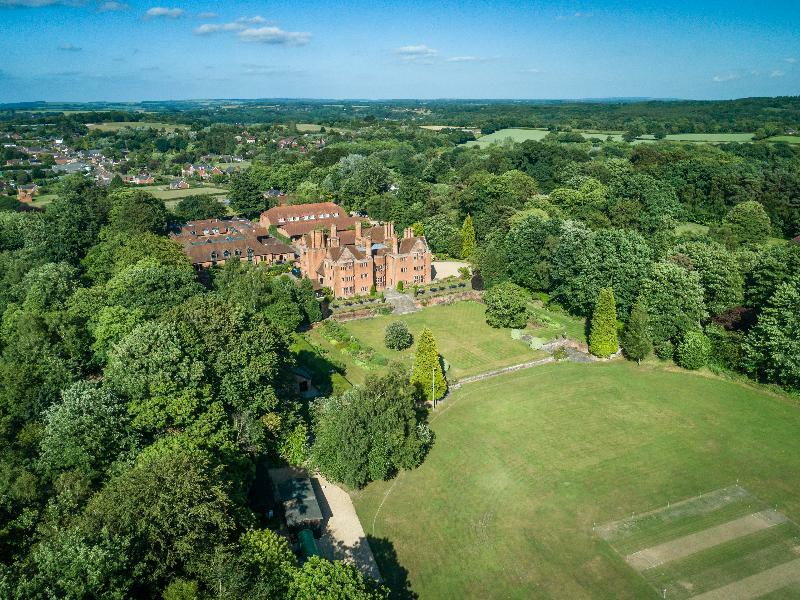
[170,179,190,190]
[170,217,295,269]
[17,183,38,203]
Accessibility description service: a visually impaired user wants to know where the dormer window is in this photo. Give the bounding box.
[223,250,230,258]
[203,229,210,235]
[210,251,218,261]
[234,249,242,257]
[247,247,254,261]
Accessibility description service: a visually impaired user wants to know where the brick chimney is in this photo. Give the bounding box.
[329,223,339,247]
[355,221,362,238]
[404,227,414,239]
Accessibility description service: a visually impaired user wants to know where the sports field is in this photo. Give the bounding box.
[664,133,755,143]
[341,301,547,380]
[352,361,800,599]
[138,186,228,201]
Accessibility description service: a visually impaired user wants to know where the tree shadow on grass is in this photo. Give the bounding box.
[367,535,418,600]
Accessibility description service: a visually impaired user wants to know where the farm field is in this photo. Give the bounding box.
[138,185,228,201]
[464,128,550,146]
[86,121,187,132]
[296,123,323,132]
[663,133,755,142]
[766,135,800,144]
[352,361,800,599]
[341,301,547,380]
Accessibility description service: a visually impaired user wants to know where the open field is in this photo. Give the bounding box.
[352,361,800,599]
[464,128,550,146]
[86,121,187,132]
[766,136,800,144]
[138,185,228,201]
[664,133,755,143]
[341,301,547,380]
[296,123,323,132]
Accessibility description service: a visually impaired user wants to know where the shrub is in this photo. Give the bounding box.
[396,281,405,292]
[676,330,712,370]
[484,282,529,328]
[552,346,569,361]
[654,339,674,360]
[384,321,413,350]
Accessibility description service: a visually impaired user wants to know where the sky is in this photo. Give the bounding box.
[0,0,798,102]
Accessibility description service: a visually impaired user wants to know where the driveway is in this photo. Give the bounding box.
[312,474,383,582]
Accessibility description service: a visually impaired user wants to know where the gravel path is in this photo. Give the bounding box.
[313,474,383,582]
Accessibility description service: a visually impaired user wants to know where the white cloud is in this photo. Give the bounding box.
[144,6,183,19]
[197,11,216,19]
[58,42,82,51]
[446,56,489,63]
[194,16,275,35]
[712,73,741,82]
[395,44,438,63]
[98,1,127,11]
[395,44,438,59]
[770,69,785,78]
[785,57,797,64]
[237,26,310,46]
[520,68,543,74]
[557,11,594,20]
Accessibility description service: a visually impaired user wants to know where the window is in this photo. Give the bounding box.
[247,248,254,262]
[234,249,242,257]
[223,250,230,258]
[210,251,218,261]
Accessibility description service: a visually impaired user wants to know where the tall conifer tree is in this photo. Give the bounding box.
[589,287,619,357]
[410,328,447,404]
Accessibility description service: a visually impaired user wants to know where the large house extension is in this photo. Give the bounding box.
[297,220,431,297]
[170,217,295,269]
[259,201,362,241]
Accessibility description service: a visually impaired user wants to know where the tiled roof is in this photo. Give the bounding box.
[279,216,361,238]
[263,201,343,223]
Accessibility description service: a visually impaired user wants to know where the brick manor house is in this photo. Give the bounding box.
[298,220,431,297]
[173,202,432,297]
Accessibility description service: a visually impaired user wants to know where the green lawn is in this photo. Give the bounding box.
[353,361,800,599]
[675,221,711,236]
[528,303,587,343]
[342,302,547,380]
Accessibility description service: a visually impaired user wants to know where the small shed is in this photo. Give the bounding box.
[275,473,324,533]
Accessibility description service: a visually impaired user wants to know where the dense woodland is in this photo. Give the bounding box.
[1,98,799,598]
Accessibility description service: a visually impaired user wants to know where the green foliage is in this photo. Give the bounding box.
[551,225,652,317]
[484,281,529,328]
[83,446,235,591]
[716,200,772,247]
[384,321,413,350]
[108,189,168,235]
[621,298,652,363]
[39,381,134,482]
[396,280,404,292]
[745,276,800,390]
[288,556,389,599]
[311,367,432,488]
[105,258,201,319]
[410,328,447,403]
[162,579,199,600]
[589,287,619,358]
[461,214,476,260]
[672,241,743,316]
[675,330,712,370]
[173,195,227,222]
[229,171,266,217]
[641,261,707,347]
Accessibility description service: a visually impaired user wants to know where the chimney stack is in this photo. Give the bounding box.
[329,223,339,247]
[404,227,413,239]
[355,221,362,238]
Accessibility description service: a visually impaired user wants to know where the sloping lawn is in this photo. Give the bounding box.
[343,301,546,380]
[353,361,800,599]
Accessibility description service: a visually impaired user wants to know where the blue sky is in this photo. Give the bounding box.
[0,0,798,102]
